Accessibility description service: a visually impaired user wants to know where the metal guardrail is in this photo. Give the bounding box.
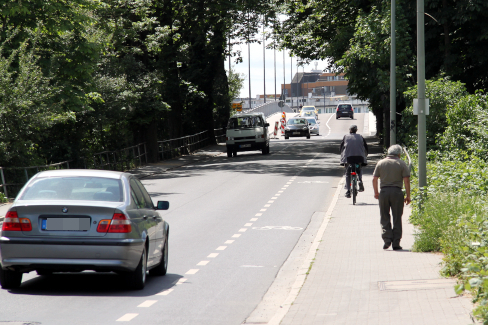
[86,143,147,171]
[214,128,226,144]
[158,131,209,160]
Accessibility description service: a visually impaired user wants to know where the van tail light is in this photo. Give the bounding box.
[97,213,132,233]
[351,172,357,176]
[2,211,32,231]
[336,107,339,111]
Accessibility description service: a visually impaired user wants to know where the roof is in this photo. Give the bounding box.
[35,169,125,179]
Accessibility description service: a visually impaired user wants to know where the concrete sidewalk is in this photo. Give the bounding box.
[279,169,476,324]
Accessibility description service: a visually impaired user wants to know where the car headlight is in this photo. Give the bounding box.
[227,137,234,141]
[285,127,290,130]
[302,127,308,130]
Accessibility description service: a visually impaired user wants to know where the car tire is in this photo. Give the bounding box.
[232,151,237,157]
[227,149,232,158]
[285,136,289,140]
[306,134,310,139]
[149,236,168,276]
[351,115,354,119]
[0,267,22,289]
[126,245,147,290]
[336,116,339,119]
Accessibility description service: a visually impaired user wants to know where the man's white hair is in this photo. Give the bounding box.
[387,144,403,156]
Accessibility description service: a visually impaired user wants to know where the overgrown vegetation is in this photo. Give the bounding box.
[402,79,488,323]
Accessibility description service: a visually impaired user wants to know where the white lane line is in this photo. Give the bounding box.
[186,269,199,275]
[238,228,247,232]
[325,113,333,137]
[267,200,274,203]
[176,278,187,284]
[156,289,174,296]
[278,191,283,193]
[232,234,241,238]
[264,204,271,207]
[197,261,209,266]
[281,188,286,190]
[216,246,227,250]
[250,218,258,221]
[255,213,263,216]
[284,185,289,187]
[271,197,278,199]
[225,240,235,244]
[208,253,219,258]
[260,209,267,212]
[138,300,157,308]
[117,314,138,322]
[244,223,253,227]
[286,182,292,185]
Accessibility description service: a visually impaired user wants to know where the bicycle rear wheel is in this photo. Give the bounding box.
[352,177,357,205]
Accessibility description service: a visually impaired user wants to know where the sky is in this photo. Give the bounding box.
[225,38,328,100]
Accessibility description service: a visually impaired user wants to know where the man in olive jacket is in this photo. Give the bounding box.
[373,144,411,250]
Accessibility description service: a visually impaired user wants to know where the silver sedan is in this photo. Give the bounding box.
[0,169,169,290]
[305,117,320,135]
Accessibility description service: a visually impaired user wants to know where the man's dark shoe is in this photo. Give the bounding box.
[345,191,351,198]
[383,242,391,249]
[392,245,403,251]
[358,181,364,192]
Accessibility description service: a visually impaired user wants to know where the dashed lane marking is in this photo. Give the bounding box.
[117,314,138,322]
[176,278,187,284]
[197,261,209,266]
[264,204,271,207]
[238,228,247,232]
[244,223,253,227]
[156,289,174,296]
[250,218,258,221]
[216,246,227,250]
[208,253,219,258]
[255,213,263,216]
[267,200,274,203]
[186,269,199,275]
[225,240,235,244]
[138,300,157,308]
[271,197,278,199]
[232,234,241,238]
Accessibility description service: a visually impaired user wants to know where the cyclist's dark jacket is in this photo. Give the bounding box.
[340,133,368,165]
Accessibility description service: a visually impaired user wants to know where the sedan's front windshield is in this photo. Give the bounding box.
[306,119,317,125]
[302,107,315,111]
[20,177,123,202]
[287,118,307,125]
[227,116,264,129]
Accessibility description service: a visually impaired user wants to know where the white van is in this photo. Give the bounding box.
[226,112,270,157]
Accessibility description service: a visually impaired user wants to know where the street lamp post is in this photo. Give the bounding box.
[390,0,396,145]
[263,20,266,104]
[417,0,427,188]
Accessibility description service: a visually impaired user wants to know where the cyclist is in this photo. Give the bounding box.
[340,125,368,198]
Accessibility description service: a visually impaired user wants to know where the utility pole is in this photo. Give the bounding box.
[263,19,266,103]
[390,0,396,145]
[291,55,293,110]
[417,0,427,188]
[283,49,285,102]
[274,39,277,101]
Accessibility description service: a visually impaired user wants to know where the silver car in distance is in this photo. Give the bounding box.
[0,169,170,290]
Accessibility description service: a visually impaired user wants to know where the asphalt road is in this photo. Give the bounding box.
[0,113,368,325]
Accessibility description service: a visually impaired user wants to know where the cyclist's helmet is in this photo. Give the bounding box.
[349,125,358,133]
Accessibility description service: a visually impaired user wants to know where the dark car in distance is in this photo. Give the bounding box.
[336,104,354,119]
[284,118,311,139]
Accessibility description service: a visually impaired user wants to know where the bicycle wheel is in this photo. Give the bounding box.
[352,176,357,205]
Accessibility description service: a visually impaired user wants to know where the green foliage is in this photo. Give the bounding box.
[401,78,468,149]
[0,192,7,203]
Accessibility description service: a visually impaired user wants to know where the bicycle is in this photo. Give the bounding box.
[346,156,364,205]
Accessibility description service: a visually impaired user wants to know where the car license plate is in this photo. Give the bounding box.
[293,132,300,135]
[41,218,91,231]
[239,144,251,148]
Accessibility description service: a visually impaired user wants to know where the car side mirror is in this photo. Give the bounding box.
[264,123,269,127]
[156,201,170,210]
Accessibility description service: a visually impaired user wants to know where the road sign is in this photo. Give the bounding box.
[232,103,243,111]
[278,101,284,108]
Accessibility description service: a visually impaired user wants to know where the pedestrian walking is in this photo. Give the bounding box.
[372,144,411,250]
[340,125,368,198]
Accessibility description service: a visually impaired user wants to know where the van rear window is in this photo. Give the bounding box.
[228,116,264,128]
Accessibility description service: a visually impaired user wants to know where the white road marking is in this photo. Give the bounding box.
[267,200,274,203]
[232,234,241,238]
[255,213,263,216]
[138,300,157,308]
[264,204,271,207]
[186,269,199,274]
[225,240,235,244]
[260,209,267,212]
[241,265,264,268]
[250,218,258,221]
[197,261,209,266]
[208,253,219,258]
[278,191,283,193]
[117,314,138,322]
[271,197,278,199]
[176,278,187,284]
[324,113,333,137]
[156,289,174,296]
[216,246,227,250]
[284,185,289,187]
[244,223,253,227]
[281,188,286,190]
[286,182,292,184]
[238,228,247,232]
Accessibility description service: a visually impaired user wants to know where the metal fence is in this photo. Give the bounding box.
[0,129,225,199]
[0,160,72,199]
